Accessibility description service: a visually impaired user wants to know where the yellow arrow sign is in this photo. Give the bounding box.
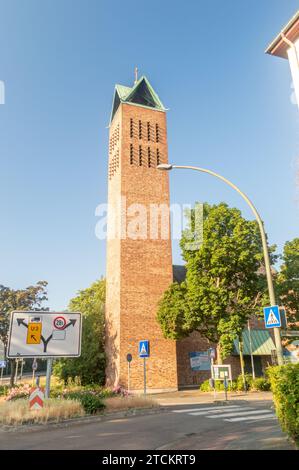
[26,323,42,345]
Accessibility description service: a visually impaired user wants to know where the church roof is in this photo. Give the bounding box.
[110,76,166,123]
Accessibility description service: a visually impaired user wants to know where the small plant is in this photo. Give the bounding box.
[0,385,9,397]
[63,390,105,414]
[199,379,236,392]
[251,377,271,392]
[6,384,31,401]
[236,373,253,391]
[112,385,130,397]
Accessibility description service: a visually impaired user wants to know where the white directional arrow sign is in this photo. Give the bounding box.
[7,311,82,358]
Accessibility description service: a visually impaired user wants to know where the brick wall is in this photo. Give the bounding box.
[105,102,178,392]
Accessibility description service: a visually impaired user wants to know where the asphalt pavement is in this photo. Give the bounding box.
[0,400,294,450]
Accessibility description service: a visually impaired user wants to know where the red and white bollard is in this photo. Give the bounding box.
[29,387,45,410]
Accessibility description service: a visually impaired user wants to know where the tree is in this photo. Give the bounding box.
[53,279,106,386]
[0,281,48,385]
[158,203,274,361]
[277,238,299,327]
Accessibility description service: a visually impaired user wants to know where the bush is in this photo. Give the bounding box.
[0,385,9,397]
[236,373,253,391]
[63,391,105,414]
[251,377,271,392]
[53,280,106,386]
[5,384,31,401]
[268,364,299,444]
[199,379,236,392]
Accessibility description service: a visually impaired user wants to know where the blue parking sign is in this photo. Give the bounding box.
[138,340,149,358]
[264,305,281,329]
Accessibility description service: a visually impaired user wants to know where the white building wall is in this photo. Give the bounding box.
[287,37,299,109]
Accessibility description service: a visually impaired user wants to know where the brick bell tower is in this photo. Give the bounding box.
[105,74,178,392]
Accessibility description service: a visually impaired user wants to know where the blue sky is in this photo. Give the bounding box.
[0,0,298,310]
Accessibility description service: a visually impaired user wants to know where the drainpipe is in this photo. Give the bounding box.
[280,32,299,67]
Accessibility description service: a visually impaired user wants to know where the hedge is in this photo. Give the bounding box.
[267,364,299,444]
[199,374,270,392]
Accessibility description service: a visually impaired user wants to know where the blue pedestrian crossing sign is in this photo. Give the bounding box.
[138,340,149,358]
[264,305,281,328]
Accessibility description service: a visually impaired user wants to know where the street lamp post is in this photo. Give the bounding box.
[157,163,284,366]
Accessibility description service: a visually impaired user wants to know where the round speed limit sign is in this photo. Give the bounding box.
[53,316,66,330]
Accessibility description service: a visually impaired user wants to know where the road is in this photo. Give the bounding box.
[0,400,294,450]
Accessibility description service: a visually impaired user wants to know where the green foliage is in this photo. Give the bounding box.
[0,281,48,349]
[0,281,48,386]
[268,364,299,444]
[157,282,189,340]
[158,203,273,359]
[251,377,271,392]
[277,238,299,327]
[0,385,9,396]
[63,391,105,414]
[236,373,253,391]
[199,374,271,392]
[53,279,106,386]
[199,379,236,392]
[50,384,113,399]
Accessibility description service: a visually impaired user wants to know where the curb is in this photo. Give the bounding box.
[0,406,168,433]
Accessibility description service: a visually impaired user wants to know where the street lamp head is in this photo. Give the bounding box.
[157,163,173,171]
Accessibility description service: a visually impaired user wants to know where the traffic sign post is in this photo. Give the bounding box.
[138,341,149,395]
[32,358,38,386]
[45,358,53,399]
[208,348,217,398]
[0,361,6,384]
[223,377,228,401]
[126,353,132,393]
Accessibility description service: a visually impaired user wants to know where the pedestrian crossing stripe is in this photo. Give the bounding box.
[171,405,276,423]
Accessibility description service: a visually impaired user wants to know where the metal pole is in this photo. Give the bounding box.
[247,320,256,380]
[128,361,130,394]
[168,165,284,366]
[14,359,19,384]
[210,356,216,399]
[45,358,53,399]
[0,367,3,384]
[143,357,146,395]
[20,359,24,382]
[239,340,247,393]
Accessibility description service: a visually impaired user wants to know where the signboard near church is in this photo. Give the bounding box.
[189,351,211,371]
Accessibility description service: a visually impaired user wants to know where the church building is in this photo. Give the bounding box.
[105,74,275,392]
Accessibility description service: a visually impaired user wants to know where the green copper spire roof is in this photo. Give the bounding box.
[110,76,166,123]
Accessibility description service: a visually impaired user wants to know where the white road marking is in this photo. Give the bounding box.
[225,414,276,422]
[207,409,273,419]
[172,405,240,414]
[189,407,253,416]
